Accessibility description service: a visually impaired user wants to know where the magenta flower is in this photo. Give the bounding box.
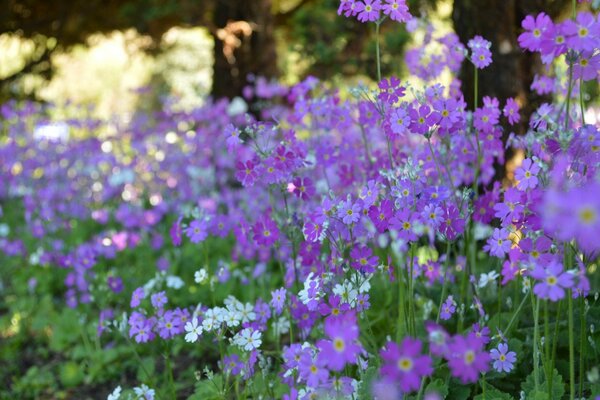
[503,98,521,125]
[368,199,393,233]
[318,295,350,319]
[409,105,440,135]
[380,337,433,393]
[446,333,490,384]
[381,0,411,22]
[490,343,516,373]
[515,158,540,190]
[317,312,362,371]
[529,260,574,302]
[518,12,552,52]
[252,214,280,247]
[235,159,262,187]
[350,245,379,273]
[291,176,315,200]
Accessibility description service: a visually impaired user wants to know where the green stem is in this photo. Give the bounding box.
[375,22,382,82]
[579,296,585,398]
[579,77,586,126]
[544,301,551,399]
[549,299,562,398]
[502,293,527,337]
[568,291,575,400]
[397,259,407,341]
[531,292,541,393]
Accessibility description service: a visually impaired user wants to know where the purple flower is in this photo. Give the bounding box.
[390,209,419,242]
[151,291,167,309]
[338,198,361,225]
[130,287,145,308]
[317,312,362,371]
[446,333,490,384]
[298,352,329,387]
[380,337,433,393]
[529,260,574,302]
[471,323,491,344]
[381,0,411,22]
[170,217,183,246]
[378,76,405,104]
[468,36,492,69]
[185,219,208,243]
[270,287,287,315]
[515,158,540,190]
[439,295,456,320]
[490,343,516,373]
[355,0,381,22]
[486,228,512,258]
[252,214,280,246]
[107,276,123,293]
[409,105,440,135]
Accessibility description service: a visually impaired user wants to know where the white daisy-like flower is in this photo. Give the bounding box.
[194,268,208,284]
[224,311,241,327]
[107,385,121,400]
[235,328,262,351]
[478,271,499,288]
[236,302,256,323]
[184,318,203,343]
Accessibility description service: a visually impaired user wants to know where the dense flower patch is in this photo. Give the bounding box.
[1,1,600,399]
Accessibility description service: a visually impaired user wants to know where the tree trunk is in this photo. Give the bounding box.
[211,0,278,100]
[451,0,568,180]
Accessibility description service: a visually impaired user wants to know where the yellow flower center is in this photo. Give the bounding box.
[334,338,345,352]
[397,357,413,371]
[464,350,476,365]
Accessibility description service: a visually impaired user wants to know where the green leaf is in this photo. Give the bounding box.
[474,383,514,400]
[448,384,471,400]
[521,369,565,400]
[425,378,449,399]
[188,375,225,400]
[357,366,379,399]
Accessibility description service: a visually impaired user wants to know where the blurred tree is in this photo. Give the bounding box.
[0,0,278,101]
[452,0,569,120]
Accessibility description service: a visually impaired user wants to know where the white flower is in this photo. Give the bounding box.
[133,384,155,400]
[235,328,262,351]
[202,309,218,331]
[478,271,499,288]
[194,268,208,284]
[333,282,358,304]
[107,385,121,400]
[236,302,256,323]
[184,318,203,343]
[224,310,241,327]
[272,317,290,335]
[166,275,184,289]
